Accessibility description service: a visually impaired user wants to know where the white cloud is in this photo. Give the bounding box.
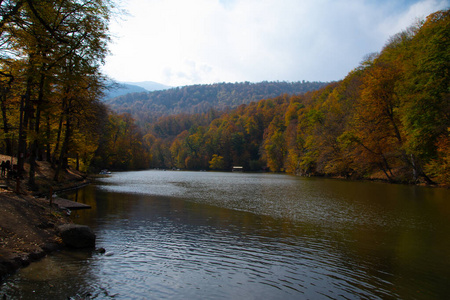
[103,0,449,86]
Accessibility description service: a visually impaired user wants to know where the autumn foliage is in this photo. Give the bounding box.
[1,7,448,186]
[134,10,449,185]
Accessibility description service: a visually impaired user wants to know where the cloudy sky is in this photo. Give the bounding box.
[103,0,449,87]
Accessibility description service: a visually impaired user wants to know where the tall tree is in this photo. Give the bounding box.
[3,0,112,184]
[398,10,449,182]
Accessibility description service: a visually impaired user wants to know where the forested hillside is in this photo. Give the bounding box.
[104,81,328,124]
[94,10,448,185]
[1,5,448,187]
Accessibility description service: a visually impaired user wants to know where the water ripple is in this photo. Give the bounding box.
[2,171,449,299]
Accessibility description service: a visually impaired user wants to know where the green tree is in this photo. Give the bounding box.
[0,0,113,183]
[398,10,449,182]
[209,154,225,170]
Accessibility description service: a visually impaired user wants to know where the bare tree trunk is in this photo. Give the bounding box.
[45,114,51,162]
[54,99,71,182]
[410,154,435,184]
[17,75,33,178]
[0,87,13,156]
[52,107,64,168]
[380,154,395,183]
[29,70,46,187]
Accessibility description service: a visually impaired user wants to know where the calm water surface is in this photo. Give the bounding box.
[1,170,449,299]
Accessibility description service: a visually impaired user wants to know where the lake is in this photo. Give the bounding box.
[1,170,449,299]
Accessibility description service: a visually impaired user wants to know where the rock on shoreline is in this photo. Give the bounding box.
[58,224,96,249]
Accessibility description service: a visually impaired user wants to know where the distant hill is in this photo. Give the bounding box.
[105,81,329,123]
[103,81,171,100]
[103,82,148,100]
[123,81,171,92]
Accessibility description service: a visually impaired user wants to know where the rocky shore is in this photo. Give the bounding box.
[0,155,92,283]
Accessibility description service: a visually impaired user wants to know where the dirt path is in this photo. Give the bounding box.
[0,155,89,282]
[0,192,69,280]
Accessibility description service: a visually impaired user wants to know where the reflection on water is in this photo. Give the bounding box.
[1,171,449,299]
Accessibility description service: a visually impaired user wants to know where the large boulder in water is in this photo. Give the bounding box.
[58,224,96,248]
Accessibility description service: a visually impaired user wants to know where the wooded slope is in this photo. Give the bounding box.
[104,81,328,124]
[118,10,448,185]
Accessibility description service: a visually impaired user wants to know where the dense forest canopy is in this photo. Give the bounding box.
[104,80,329,125]
[0,5,448,187]
[127,10,448,185]
[0,0,114,186]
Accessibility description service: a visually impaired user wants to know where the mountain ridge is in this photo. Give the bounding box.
[103,82,147,99]
[123,81,171,91]
[103,81,172,100]
[104,80,329,124]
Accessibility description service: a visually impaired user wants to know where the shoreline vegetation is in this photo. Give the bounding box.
[95,10,448,187]
[0,6,448,199]
[0,3,448,286]
[0,0,114,283]
[0,153,446,284]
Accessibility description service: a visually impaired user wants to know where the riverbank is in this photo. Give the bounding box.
[0,155,90,283]
[3,170,445,299]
